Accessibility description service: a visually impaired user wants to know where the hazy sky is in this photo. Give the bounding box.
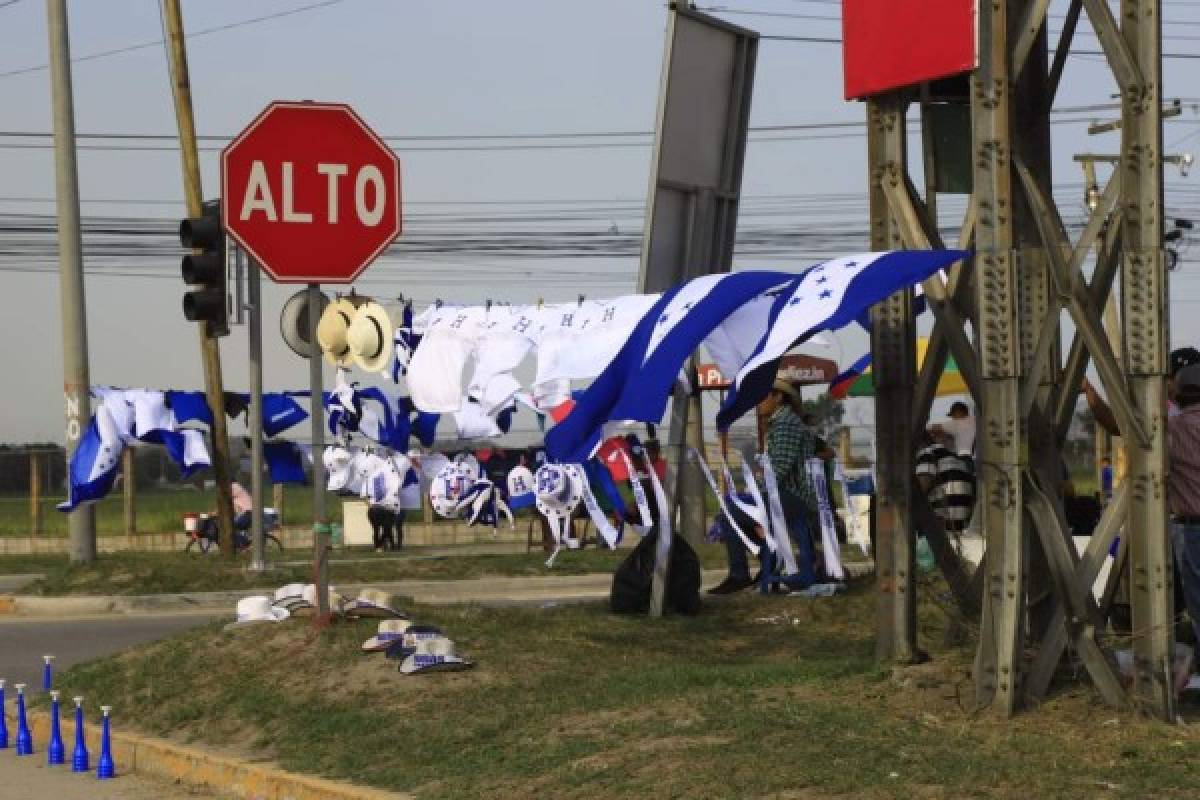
[0,0,1197,444]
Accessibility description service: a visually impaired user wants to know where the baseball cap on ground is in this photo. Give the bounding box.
[1170,347,1200,378]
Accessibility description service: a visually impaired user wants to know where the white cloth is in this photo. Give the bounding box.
[942,416,976,457]
[454,399,502,439]
[407,306,485,413]
[125,389,175,440]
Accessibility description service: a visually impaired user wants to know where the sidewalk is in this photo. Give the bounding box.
[0,753,228,800]
[0,562,874,617]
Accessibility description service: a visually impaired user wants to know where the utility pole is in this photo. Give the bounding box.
[45,0,96,564]
[160,0,237,557]
[247,249,266,572]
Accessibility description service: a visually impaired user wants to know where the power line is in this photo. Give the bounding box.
[0,0,346,79]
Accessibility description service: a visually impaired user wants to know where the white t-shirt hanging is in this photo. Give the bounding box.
[467,306,535,411]
[531,295,658,392]
[407,305,485,413]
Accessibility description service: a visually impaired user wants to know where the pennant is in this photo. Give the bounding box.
[829,352,872,400]
[807,458,845,581]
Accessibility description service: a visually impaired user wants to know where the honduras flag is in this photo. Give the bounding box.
[546,271,797,463]
[716,250,968,429]
[57,406,125,512]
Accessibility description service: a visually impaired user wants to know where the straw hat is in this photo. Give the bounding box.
[361,619,441,653]
[346,588,407,619]
[347,301,394,374]
[316,298,360,368]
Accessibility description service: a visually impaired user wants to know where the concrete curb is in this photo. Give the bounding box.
[10,709,410,800]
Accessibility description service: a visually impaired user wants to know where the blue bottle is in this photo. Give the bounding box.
[96,705,115,779]
[71,696,89,773]
[15,683,33,756]
[47,691,65,765]
[0,679,8,749]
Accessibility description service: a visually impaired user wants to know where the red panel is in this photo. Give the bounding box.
[842,0,977,99]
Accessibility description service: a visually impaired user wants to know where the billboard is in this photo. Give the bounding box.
[842,0,977,99]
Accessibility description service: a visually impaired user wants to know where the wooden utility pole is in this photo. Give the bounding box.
[29,451,43,536]
[159,0,237,557]
[122,448,136,538]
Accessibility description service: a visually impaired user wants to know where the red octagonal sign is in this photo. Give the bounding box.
[221,101,401,284]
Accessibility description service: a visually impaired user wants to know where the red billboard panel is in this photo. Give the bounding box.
[842,0,977,100]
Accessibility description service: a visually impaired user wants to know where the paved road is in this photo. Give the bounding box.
[0,612,218,691]
[0,754,228,799]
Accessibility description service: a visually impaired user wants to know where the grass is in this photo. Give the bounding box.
[0,485,347,538]
[1,545,734,596]
[52,580,1200,799]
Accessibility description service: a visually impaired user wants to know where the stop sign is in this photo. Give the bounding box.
[221,101,401,283]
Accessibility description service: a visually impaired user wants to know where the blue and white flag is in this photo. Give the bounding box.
[57,406,125,512]
[716,250,968,429]
[546,270,796,463]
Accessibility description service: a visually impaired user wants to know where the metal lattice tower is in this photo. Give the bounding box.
[867,0,1173,718]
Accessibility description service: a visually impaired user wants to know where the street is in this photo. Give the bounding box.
[0,610,225,798]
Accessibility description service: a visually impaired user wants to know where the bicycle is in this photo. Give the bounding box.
[185,510,285,555]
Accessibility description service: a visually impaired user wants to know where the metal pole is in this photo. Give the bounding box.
[45,0,96,564]
[866,93,917,663]
[248,251,266,571]
[308,283,330,619]
[1120,0,1174,719]
[159,0,237,558]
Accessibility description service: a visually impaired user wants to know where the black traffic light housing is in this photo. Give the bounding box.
[180,199,229,337]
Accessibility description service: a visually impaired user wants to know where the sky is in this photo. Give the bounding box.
[0,0,1197,446]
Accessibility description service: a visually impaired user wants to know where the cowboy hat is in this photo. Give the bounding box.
[290,584,348,617]
[771,378,802,404]
[280,288,329,358]
[231,595,289,626]
[362,619,442,653]
[346,588,407,619]
[272,583,308,611]
[382,626,447,659]
[397,636,474,675]
[347,301,394,374]
[316,297,360,368]
[535,463,584,519]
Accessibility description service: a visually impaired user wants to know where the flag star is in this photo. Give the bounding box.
[820,289,833,299]
[789,297,803,306]
[817,276,828,284]
[845,261,857,268]
[658,314,670,325]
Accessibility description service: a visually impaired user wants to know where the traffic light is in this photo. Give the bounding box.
[180,199,229,337]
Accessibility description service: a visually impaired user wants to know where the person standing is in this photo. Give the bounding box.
[914,431,975,539]
[1168,365,1200,646]
[367,504,398,552]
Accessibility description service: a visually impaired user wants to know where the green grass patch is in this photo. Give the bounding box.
[53,583,1200,798]
[2,545,732,596]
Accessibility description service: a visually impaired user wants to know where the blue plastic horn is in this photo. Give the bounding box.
[71,696,89,773]
[47,691,65,765]
[42,655,54,692]
[96,706,114,779]
[14,684,32,756]
[0,679,8,749]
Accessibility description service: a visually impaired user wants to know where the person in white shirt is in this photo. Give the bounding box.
[929,402,975,460]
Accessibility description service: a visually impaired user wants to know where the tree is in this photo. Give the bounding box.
[801,392,845,436]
